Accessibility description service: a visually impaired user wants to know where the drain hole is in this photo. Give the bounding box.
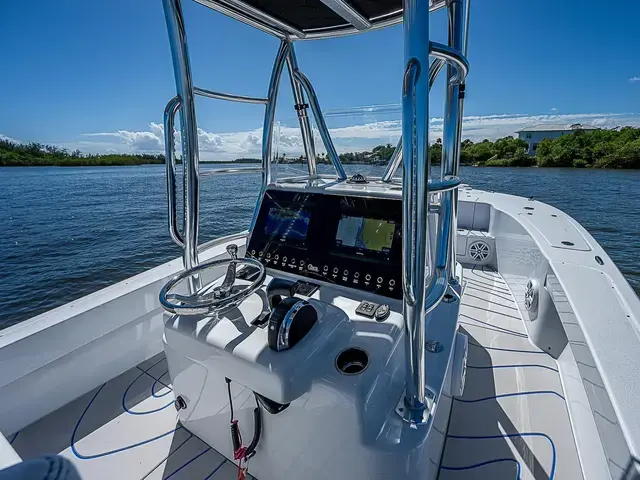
[336,348,369,375]
[561,241,575,246]
[524,206,534,210]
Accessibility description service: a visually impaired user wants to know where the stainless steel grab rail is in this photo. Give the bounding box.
[429,58,446,86]
[381,137,402,183]
[429,41,469,84]
[164,95,184,248]
[429,176,462,192]
[381,57,446,183]
[400,0,470,425]
[441,0,467,283]
[286,41,318,178]
[400,50,430,424]
[194,87,268,105]
[200,167,263,176]
[292,69,348,181]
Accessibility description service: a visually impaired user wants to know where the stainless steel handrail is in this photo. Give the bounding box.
[194,87,268,104]
[381,57,446,183]
[286,41,318,178]
[164,95,184,248]
[200,167,263,176]
[247,40,289,246]
[429,58,446,86]
[429,41,469,84]
[163,0,200,286]
[400,3,431,421]
[399,0,470,426]
[380,137,402,183]
[440,0,467,283]
[429,176,462,192]
[292,69,348,181]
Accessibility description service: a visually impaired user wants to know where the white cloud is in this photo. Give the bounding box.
[550,107,558,112]
[33,110,640,161]
[0,133,20,144]
[629,77,640,83]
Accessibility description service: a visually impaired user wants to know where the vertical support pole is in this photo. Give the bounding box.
[380,59,446,183]
[441,0,466,283]
[247,40,289,243]
[381,137,402,182]
[285,40,318,178]
[262,40,289,188]
[292,70,347,180]
[162,0,200,289]
[400,0,431,424]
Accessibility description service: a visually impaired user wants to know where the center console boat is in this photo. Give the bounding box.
[2,0,640,479]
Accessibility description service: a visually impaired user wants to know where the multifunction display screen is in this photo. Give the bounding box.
[264,207,311,243]
[335,216,396,254]
[247,189,402,299]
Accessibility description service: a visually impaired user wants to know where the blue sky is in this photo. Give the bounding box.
[1,0,639,160]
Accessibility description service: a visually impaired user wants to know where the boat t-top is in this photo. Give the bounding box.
[1,0,639,479]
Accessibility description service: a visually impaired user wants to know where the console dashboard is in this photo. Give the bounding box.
[246,189,402,299]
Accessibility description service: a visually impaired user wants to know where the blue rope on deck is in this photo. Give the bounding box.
[453,390,565,403]
[442,432,557,480]
[71,383,183,460]
[151,371,173,398]
[122,357,174,414]
[440,457,521,478]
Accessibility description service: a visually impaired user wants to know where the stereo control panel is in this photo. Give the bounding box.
[246,189,402,299]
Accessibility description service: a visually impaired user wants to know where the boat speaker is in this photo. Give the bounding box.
[468,240,491,262]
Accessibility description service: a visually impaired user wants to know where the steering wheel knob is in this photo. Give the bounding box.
[226,244,238,260]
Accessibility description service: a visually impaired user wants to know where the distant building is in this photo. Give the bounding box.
[516,123,598,155]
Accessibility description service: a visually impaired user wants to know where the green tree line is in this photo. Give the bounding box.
[341,127,640,169]
[3,126,639,168]
[0,139,165,166]
[458,127,640,168]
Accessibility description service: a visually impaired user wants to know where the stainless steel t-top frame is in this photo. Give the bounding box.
[161,0,470,425]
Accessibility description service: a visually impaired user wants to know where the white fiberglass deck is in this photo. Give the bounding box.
[8,267,582,479]
[439,267,583,479]
[8,351,249,480]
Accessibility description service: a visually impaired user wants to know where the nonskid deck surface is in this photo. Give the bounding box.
[439,267,583,479]
[8,353,251,480]
[8,266,583,480]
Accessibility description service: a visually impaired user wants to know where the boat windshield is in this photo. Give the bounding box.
[271,104,402,180]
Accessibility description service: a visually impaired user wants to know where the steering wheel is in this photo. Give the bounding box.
[159,244,266,315]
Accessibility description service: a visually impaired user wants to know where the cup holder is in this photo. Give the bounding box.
[335,348,369,375]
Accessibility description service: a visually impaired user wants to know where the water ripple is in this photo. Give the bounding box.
[0,165,638,329]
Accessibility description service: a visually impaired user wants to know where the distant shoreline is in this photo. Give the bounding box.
[3,127,639,168]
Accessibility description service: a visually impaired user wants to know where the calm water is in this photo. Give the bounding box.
[1,165,639,330]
